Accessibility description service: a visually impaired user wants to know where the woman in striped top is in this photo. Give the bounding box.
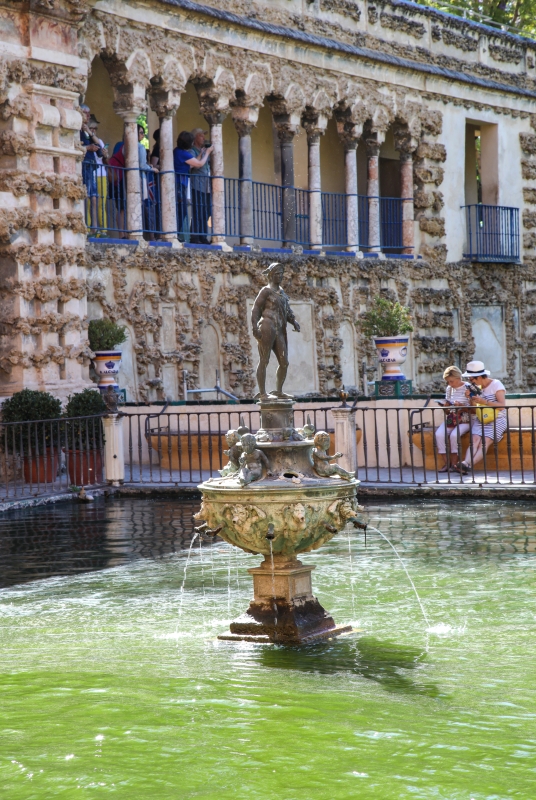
[456,360,507,475]
[435,365,471,471]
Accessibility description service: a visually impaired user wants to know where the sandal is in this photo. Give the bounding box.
[437,465,450,473]
[455,461,469,474]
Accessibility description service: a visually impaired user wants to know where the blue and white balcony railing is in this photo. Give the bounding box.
[463,204,520,263]
[84,165,411,251]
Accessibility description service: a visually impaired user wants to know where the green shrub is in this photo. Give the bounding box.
[1,389,62,454]
[360,297,414,338]
[88,318,127,352]
[64,389,106,450]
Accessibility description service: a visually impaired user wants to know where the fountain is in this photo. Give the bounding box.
[194,263,365,644]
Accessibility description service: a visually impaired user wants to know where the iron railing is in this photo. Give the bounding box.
[124,407,332,485]
[354,404,536,485]
[463,204,520,263]
[84,164,408,250]
[0,414,106,502]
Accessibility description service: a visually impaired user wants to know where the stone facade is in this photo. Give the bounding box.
[1,0,536,401]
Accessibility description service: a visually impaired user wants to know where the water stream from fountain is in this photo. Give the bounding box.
[268,539,278,630]
[368,524,430,628]
[176,531,199,626]
[346,526,357,620]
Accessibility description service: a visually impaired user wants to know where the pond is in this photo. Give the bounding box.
[0,497,535,799]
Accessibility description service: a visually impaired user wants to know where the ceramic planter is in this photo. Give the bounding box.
[23,450,59,484]
[65,449,103,486]
[93,350,122,392]
[373,335,410,381]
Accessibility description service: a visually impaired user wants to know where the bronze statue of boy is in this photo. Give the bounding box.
[251,263,300,401]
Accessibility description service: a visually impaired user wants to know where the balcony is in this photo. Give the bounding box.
[463,204,520,263]
[85,166,412,255]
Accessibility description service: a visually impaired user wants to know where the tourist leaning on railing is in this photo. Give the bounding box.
[455,360,507,474]
[434,365,471,472]
[173,131,213,243]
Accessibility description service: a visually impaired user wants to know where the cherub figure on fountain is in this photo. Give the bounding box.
[297,415,315,440]
[238,433,272,487]
[218,429,242,477]
[311,431,353,481]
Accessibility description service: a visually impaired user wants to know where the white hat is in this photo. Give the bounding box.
[462,360,490,378]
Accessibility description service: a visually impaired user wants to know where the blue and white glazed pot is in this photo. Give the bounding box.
[373,336,410,381]
[93,351,122,392]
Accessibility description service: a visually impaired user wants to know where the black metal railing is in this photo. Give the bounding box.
[124,407,332,484]
[84,164,408,250]
[463,204,520,263]
[0,414,106,502]
[354,404,536,485]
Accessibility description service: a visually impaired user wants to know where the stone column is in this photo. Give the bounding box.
[118,112,143,239]
[332,406,358,475]
[203,111,231,251]
[344,141,359,252]
[232,107,259,246]
[274,118,299,247]
[103,414,125,486]
[400,152,415,255]
[304,117,327,251]
[366,138,381,252]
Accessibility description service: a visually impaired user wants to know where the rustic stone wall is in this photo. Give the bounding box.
[84,244,532,401]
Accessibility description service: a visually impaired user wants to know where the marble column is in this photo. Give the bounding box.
[120,112,143,239]
[158,114,178,241]
[276,123,297,247]
[366,139,381,252]
[232,108,258,246]
[307,131,323,250]
[204,112,229,248]
[400,152,415,255]
[344,141,359,252]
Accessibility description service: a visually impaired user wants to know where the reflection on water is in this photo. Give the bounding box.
[0,497,198,588]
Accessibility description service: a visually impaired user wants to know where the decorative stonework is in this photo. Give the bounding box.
[380,12,425,39]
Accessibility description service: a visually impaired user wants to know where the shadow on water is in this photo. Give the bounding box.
[258,636,440,697]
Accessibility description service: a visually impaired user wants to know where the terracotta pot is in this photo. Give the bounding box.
[23,451,59,485]
[93,350,122,392]
[65,449,103,486]
[373,335,410,381]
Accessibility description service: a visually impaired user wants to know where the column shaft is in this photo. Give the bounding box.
[344,144,359,252]
[209,122,226,244]
[159,115,177,241]
[238,131,253,245]
[367,145,380,252]
[308,134,322,250]
[123,118,142,239]
[400,153,415,255]
[280,135,296,247]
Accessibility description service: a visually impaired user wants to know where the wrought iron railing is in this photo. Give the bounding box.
[463,204,520,263]
[0,414,106,502]
[84,164,408,251]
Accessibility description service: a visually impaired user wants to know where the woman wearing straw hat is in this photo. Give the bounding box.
[434,365,471,472]
[455,361,507,474]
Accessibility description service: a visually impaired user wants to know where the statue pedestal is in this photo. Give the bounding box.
[219,556,352,644]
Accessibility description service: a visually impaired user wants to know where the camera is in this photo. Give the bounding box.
[465,381,482,397]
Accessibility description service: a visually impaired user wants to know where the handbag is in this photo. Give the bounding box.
[445,408,470,427]
[475,406,499,424]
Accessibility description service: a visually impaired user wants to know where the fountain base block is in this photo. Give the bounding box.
[218,557,352,645]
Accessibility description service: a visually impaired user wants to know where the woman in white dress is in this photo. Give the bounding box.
[434,365,471,472]
[456,360,507,474]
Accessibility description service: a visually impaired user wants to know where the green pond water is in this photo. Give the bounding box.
[1,497,535,799]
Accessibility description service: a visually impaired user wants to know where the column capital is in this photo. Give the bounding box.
[399,151,414,163]
[341,137,359,152]
[231,105,259,138]
[302,114,328,143]
[365,138,381,158]
[149,89,181,119]
[115,109,142,124]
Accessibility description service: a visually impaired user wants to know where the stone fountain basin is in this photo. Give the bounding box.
[196,477,360,557]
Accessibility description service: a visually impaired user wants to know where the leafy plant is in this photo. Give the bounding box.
[88,318,127,351]
[64,389,106,450]
[1,389,62,454]
[360,297,414,338]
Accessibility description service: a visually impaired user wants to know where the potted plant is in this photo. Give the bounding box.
[360,297,414,381]
[1,389,62,483]
[88,318,127,393]
[64,389,106,485]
